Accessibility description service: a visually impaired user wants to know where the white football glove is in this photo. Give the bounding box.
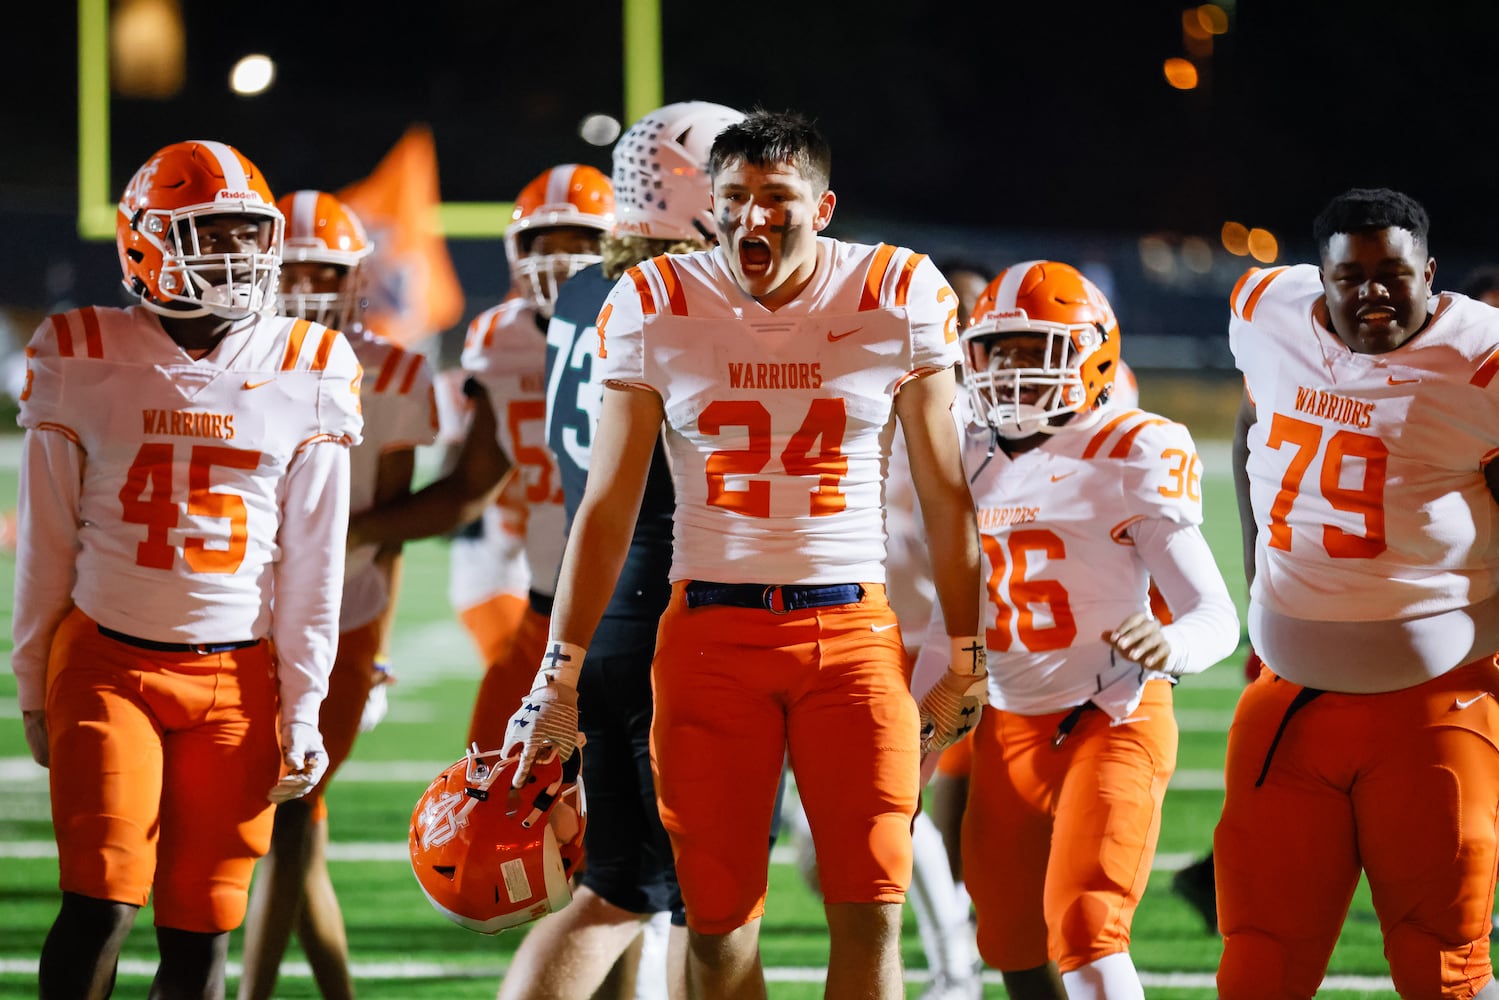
[918,637,989,758]
[1090,654,1149,722]
[268,721,329,803]
[503,640,587,788]
[359,660,394,733]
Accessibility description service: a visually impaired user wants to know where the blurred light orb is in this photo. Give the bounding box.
[230,54,275,96]
[1221,221,1250,256]
[579,113,622,146]
[1248,228,1279,263]
[1163,58,1199,90]
[1182,235,1214,274]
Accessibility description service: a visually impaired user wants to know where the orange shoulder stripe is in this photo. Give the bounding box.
[398,351,423,394]
[373,347,403,393]
[1472,345,1499,388]
[53,313,74,357]
[1081,410,1140,459]
[627,266,658,316]
[1228,268,1260,319]
[310,327,339,372]
[859,244,898,311]
[1108,417,1168,459]
[893,252,927,307]
[280,319,313,370]
[79,307,104,358]
[1238,266,1287,324]
[650,255,687,315]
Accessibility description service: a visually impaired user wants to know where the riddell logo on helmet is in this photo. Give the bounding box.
[991,310,1026,320]
[615,220,654,236]
[215,190,261,202]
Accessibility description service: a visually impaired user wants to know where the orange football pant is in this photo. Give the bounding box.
[467,605,549,752]
[457,592,528,672]
[650,582,918,935]
[303,619,381,824]
[963,679,1177,973]
[45,607,281,933]
[1216,657,1499,1000]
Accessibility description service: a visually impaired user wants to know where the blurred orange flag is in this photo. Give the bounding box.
[339,125,464,345]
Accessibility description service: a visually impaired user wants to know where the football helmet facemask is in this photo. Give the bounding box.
[409,745,586,934]
[275,190,373,329]
[117,140,283,320]
[962,260,1121,439]
[612,101,746,243]
[505,165,614,316]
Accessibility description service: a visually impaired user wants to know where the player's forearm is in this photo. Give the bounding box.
[12,430,83,711]
[351,471,502,547]
[274,442,351,728]
[1137,519,1240,675]
[1232,388,1257,589]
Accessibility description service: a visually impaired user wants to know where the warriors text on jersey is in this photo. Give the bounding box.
[596,238,961,585]
[12,304,362,724]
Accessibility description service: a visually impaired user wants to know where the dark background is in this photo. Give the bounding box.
[4,0,1496,365]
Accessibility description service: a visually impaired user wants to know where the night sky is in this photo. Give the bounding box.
[4,0,1498,316]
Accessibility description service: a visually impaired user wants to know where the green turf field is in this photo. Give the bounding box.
[0,436,1408,998]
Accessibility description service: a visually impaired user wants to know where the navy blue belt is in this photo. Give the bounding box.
[98,624,259,656]
[684,581,865,614]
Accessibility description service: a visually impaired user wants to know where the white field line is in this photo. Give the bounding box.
[0,957,1396,992]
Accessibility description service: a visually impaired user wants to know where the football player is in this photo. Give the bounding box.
[1219,188,1499,1000]
[237,190,437,1000]
[14,141,361,998]
[503,109,984,1000]
[349,164,614,755]
[495,100,748,1000]
[910,261,1237,999]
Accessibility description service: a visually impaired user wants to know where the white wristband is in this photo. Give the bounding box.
[949,636,988,677]
[535,639,586,689]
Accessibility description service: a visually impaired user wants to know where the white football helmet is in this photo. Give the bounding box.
[612,101,746,243]
[409,745,586,934]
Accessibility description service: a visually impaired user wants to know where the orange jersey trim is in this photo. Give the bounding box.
[893,253,927,307]
[1108,417,1168,459]
[279,319,314,370]
[310,328,339,371]
[397,351,423,394]
[79,307,104,358]
[859,244,899,312]
[649,255,688,316]
[1081,410,1142,459]
[34,421,82,447]
[1110,513,1146,544]
[596,303,613,360]
[372,348,404,393]
[1235,266,1288,324]
[1473,345,1499,389]
[627,266,658,316]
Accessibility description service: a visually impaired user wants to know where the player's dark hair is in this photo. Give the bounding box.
[708,109,831,192]
[1313,187,1430,254]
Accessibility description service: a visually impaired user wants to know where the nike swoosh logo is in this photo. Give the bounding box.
[1455,693,1490,711]
[1387,375,1420,385]
[827,328,861,342]
[1050,472,1077,482]
[242,378,274,390]
[871,623,900,632]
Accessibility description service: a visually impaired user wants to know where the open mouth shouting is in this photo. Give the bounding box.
[738,237,773,278]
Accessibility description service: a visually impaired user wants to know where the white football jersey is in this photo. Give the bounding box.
[16,304,361,643]
[462,298,565,596]
[963,405,1212,713]
[342,328,439,629]
[596,238,960,584]
[1230,265,1499,623]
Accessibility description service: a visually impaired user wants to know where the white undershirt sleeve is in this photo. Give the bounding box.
[1129,516,1240,676]
[12,429,84,712]
[271,440,352,730]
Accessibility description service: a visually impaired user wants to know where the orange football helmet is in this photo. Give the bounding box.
[505,164,614,315]
[962,260,1121,438]
[275,190,374,329]
[409,746,586,934]
[117,140,283,319]
[612,101,745,243]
